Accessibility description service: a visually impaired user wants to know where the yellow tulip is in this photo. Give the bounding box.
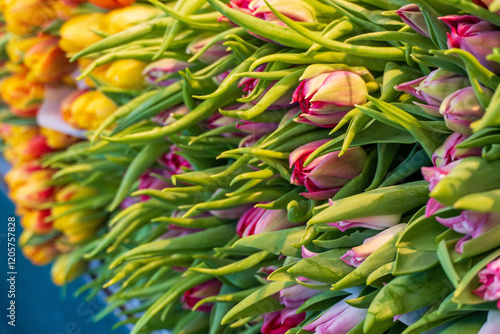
[22,240,58,266]
[0,73,44,117]
[51,253,86,286]
[4,0,57,36]
[104,5,162,35]
[40,127,79,150]
[59,13,106,54]
[63,90,118,130]
[20,209,53,234]
[104,59,147,89]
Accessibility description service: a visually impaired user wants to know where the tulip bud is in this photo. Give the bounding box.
[327,214,402,232]
[279,284,322,309]
[0,73,44,118]
[237,206,298,237]
[90,0,135,9]
[440,15,500,74]
[262,310,305,334]
[421,163,456,216]
[4,162,43,190]
[6,35,40,65]
[59,13,106,54]
[303,297,367,333]
[187,35,230,64]
[143,59,193,86]
[9,169,56,210]
[24,36,76,83]
[7,132,53,165]
[396,4,430,38]
[158,146,193,174]
[22,240,58,266]
[437,211,499,253]
[439,86,492,135]
[290,140,367,200]
[231,0,316,25]
[4,0,57,36]
[473,257,500,308]
[395,69,470,117]
[139,168,173,201]
[104,5,162,34]
[51,253,86,286]
[20,209,53,234]
[181,279,222,312]
[104,59,147,89]
[292,71,368,127]
[341,224,406,267]
[40,127,79,150]
[432,133,482,168]
[64,90,118,130]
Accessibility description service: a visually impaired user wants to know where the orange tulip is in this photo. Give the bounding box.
[89,0,135,9]
[63,90,117,130]
[0,73,44,117]
[4,0,57,36]
[24,36,76,82]
[22,240,58,266]
[4,161,43,190]
[8,169,56,210]
[20,209,53,234]
[40,127,79,150]
[59,13,106,54]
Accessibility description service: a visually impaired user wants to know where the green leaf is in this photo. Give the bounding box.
[313,229,379,249]
[296,290,349,313]
[393,248,438,275]
[233,227,305,257]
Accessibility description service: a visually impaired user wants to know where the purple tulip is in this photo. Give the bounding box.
[421,163,457,216]
[341,224,406,267]
[396,4,430,38]
[395,69,469,117]
[182,279,223,312]
[437,211,499,254]
[432,133,482,168]
[158,145,193,174]
[261,310,305,334]
[289,140,367,200]
[473,257,500,308]
[303,297,367,334]
[236,206,298,237]
[439,86,492,135]
[279,284,322,309]
[186,35,230,64]
[143,59,193,86]
[292,71,368,127]
[440,15,500,74]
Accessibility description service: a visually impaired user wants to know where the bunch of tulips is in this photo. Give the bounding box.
[3,0,500,333]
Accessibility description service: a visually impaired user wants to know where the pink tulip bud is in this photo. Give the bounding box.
[292,71,368,127]
[432,133,482,168]
[236,206,297,237]
[290,140,367,200]
[440,15,500,74]
[261,310,305,334]
[182,279,222,312]
[341,224,406,267]
[473,258,500,308]
[328,214,402,232]
[439,86,492,135]
[395,69,470,117]
[138,168,173,201]
[158,145,193,174]
[303,297,367,334]
[279,284,322,309]
[437,211,499,253]
[142,59,193,86]
[396,4,430,38]
[421,163,457,216]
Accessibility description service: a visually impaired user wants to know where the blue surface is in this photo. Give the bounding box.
[0,180,129,334]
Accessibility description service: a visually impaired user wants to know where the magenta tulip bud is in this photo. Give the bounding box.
[262,310,305,334]
[230,0,316,25]
[421,163,457,216]
[139,168,173,201]
[473,258,500,308]
[181,279,222,312]
[292,71,368,127]
[187,35,230,64]
[303,297,367,334]
[432,133,482,168]
[279,284,322,309]
[395,69,470,117]
[236,206,297,237]
[341,224,406,267]
[440,15,500,74]
[158,145,193,174]
[143,59,193,86]
[437,211,499,253]
[396,4,430,38]
[439,86,492,135]
[290,140,367,200]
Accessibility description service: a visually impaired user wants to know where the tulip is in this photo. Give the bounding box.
[4,0,57,36]
[63,90,118,130]
[104,5,162,34]
[59,13,106,54]
[20,209,53,234]
[436,211,499,253]
[152,105,190,126]
[236,206,298,237]
[439,86,492,135]
[22,240,58,266]
[24,36,76,83]
[120,197,140,210]
[303,297,367,334]
[4,162,43,191]
[395,69,470,117]
[279,284,322,309]
[56,183,100,202]
[292,71,368,127]
[158,146,193,174]
[138,168,173,201]
[77,59,111,88]
[473,257,500,307]
[6,133,53,165]
[327,214,402,232]
[396,4,430,38]
[421,163,457,217]
[478,311,500,334]
[51,253,86,286]
[0,73,44,117]
[6,35,40,65]
[262,310,305,334]
[432,133,482,168]
[230,0,316,26]
[54,0,85,20]
[9,169,56,210]
[161,223,201,239]
[187,35,231,64]
[143,59,193,86]
[341,224,406,267]
[40,127,79,150]
[89,0,135,9]
[104,59,147,89]
[290,140,367,200]
[440,15,500,74]
[181,279,223,312]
